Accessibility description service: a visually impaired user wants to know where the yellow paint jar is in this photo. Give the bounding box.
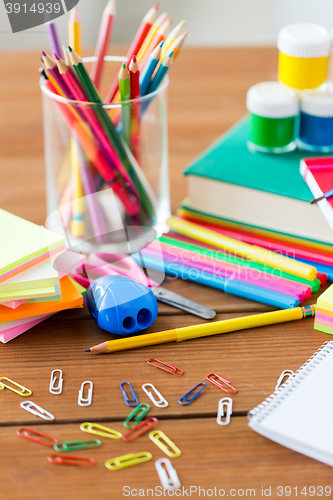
[278,24,330,90]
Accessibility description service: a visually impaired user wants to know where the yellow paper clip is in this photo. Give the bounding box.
[0,377,32,396]
[80,422,122,439]
[149,430,181,458]
[105,452,153,471]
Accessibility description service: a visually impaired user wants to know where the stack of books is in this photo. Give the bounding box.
[0,209,84,342]
[182,116,333,280]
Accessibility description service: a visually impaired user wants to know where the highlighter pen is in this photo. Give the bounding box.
[85,305,316,354]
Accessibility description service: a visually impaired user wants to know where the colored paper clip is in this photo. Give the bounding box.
[49,369,63,395]
[47,454,96,466]
[149,430,182,458]
[0,377,32,396]
[54,439,101,452]
[178,382,206,406]
[147,358,184,376]
[80,422,122,439]
[123,403,150,429]
[20,401,55,421]
[206,373,237,394]
[122,417,158,442]
[120,381,139,407]
[217,397,233,426]
[155,458,181,491]
[275,370,294,391]
[17,427,58,447]
[142,383,168,408]
[78,381,93,407]
[105,452,153,471]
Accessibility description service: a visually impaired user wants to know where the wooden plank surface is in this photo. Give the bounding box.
[0,47,332,499]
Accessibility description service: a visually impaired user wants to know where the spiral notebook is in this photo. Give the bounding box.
[248,341,333,467]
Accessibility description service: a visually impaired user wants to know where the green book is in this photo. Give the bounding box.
[183,116,333,245]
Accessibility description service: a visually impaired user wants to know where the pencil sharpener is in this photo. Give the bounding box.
[87,275,158,335]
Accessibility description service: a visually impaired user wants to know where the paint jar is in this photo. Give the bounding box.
[298,90,333,151]
[278,23,330,90]
[246,82,299,154]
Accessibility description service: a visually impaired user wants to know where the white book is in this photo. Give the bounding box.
[248,341,333,467]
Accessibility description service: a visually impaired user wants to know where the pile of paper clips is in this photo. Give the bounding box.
[10,357,238,490]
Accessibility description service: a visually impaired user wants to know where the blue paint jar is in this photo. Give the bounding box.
[298,91,333,151]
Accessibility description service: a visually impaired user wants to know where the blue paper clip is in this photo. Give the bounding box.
[178,382,206,406]
[120,382,139,407]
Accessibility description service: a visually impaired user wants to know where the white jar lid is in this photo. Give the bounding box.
[301,90,333,117]
[246,82,299,118]
[278,23,330,58]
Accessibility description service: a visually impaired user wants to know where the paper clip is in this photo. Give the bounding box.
[155,458,181,491]
[275,370,294,391]
[54,439,101,452]
[20,401,55,421]
[147,358,184,375]
[17,427,58,447]
[105,452,153,471]
[178,382,206,406]
[122,417,158,442]
[120,381,139,407]
[217,397,233,426]
[149,430,182,458]
[0,377,32,397]
[142,383,169,408]
[49,369,63,395]
[123,403,150,429]
[206,373,237,394]
[78,381,93,407]
[80,422,122,440]
[47,454,96,466]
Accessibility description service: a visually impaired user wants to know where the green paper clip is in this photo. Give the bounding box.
[53,439,102,452]
[123,403,150,429]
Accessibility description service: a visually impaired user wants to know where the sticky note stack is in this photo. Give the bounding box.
[0,209,84,342]
[314,285,333,335]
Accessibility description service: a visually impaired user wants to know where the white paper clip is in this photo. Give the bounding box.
[275,370,294,391]
[217,397,232,426]
[78,381,93,407]
[49,369,63,395]
[155,458,181,491]
[142,383,169,408]
[20,400,55,421]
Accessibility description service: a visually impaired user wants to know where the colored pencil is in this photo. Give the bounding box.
[70,138,85,237]
[169,30,188,61]
[129,55,141,162]
[90,0,116,89]
[140,41,163,95]
[69,7,81,55]
[146,50,173,95]
[62,45,72,66]
[85,305,316,354]
[161,19,185,58]
[137,11,168,63]
[167,216,317,280]
[105,2,159,103]
[119,63,131,147]
[311,188,333,204]
[140,16,172,69]
[46,22,62,59]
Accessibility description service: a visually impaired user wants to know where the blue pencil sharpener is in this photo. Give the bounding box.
[87,275,158,335]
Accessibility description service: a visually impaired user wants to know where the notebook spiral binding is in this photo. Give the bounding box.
[247,341,333,420]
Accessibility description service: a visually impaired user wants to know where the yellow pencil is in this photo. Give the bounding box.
[69,7,81,56]
[85,305,316,353]
[167,216,317,281]
[137,11,168,62]
[169,30,188,61]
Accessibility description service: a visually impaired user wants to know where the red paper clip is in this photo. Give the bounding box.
[206,373,237,394]
[122,417,158,442]
[47,454,96,466]
[17,427,58,447]
[147,358,184,375]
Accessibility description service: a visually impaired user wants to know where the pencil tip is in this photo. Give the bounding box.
[54,53,60,60]
[84,349,91,352]
[122,62,126,68]
[153,1,160,9]
[41,51,47,57]
[132,55,137,63]
[68,45,73,53]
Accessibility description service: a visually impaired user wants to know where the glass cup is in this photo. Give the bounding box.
[40,56,170,255]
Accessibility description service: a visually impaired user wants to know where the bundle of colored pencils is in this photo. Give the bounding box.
[41,1,187,243]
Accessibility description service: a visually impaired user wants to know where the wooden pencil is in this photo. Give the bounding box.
[139,16,172,69]
[129,55,141,163]
[119,63,131,147]
[90,0,116,88]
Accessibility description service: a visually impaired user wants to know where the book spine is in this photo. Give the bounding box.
[247,340,333,419]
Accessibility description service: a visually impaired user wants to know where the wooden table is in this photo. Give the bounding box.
[0,47,332,500]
